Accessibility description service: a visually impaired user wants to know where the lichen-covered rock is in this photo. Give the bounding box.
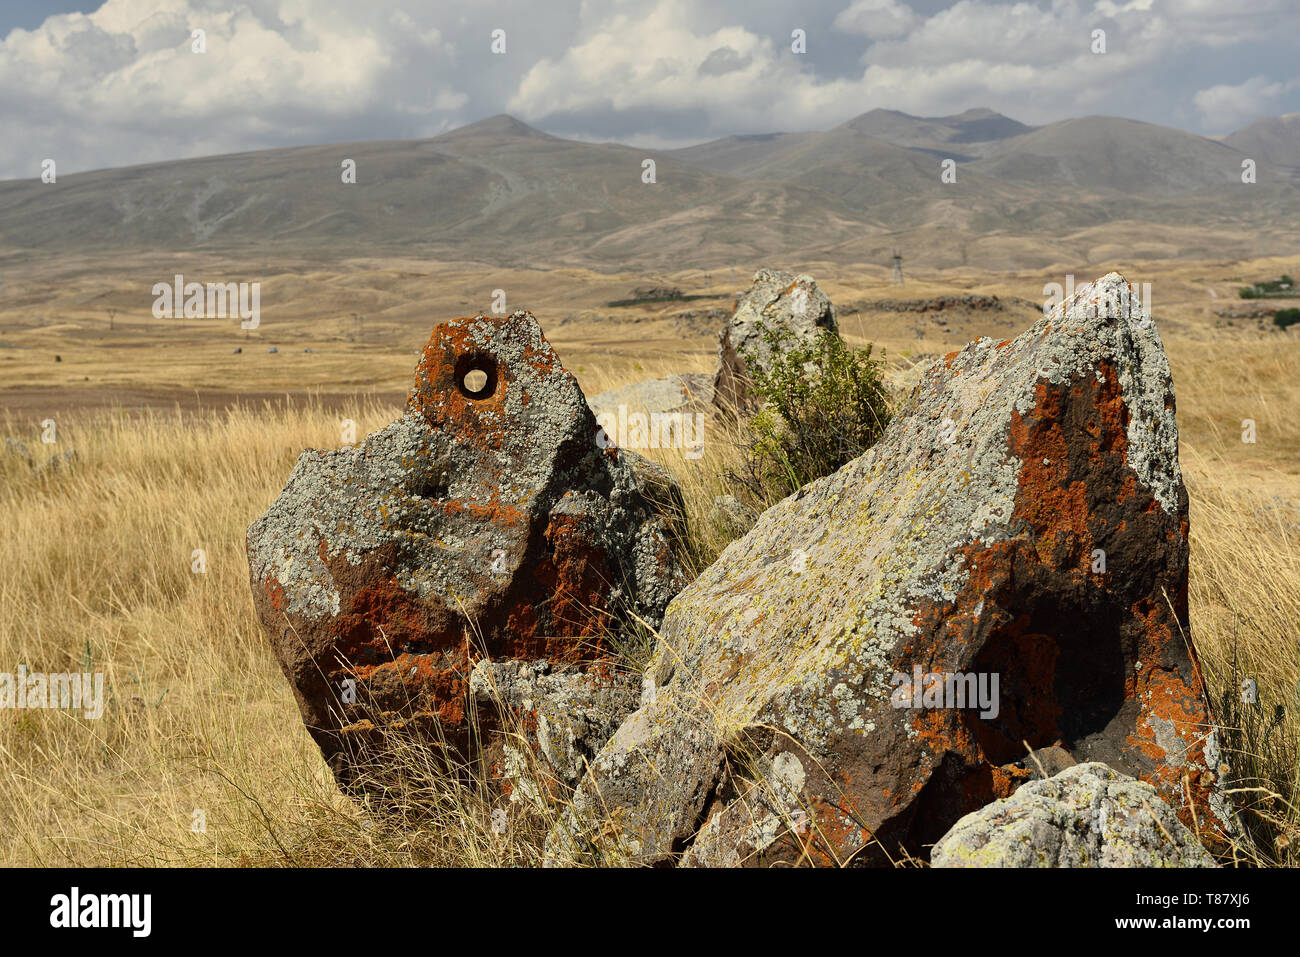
[588,373,713,419]
[711,494,758,536]
[468,659,640,793]
[247,310,685,787]
[554,273,1229,866]
[931,762,1217,867]
[619,450,689,549]
[712,268,838,413]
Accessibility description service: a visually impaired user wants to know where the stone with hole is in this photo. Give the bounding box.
[247,310,685,792]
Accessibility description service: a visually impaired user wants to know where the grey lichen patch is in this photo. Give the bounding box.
[931,762,1217,868]
[469,658,640,786]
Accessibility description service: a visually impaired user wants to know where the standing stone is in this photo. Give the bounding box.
[712,268,837,413]
[553,273,1230,866]
[931,762,1218,867]
[247,311,684,789]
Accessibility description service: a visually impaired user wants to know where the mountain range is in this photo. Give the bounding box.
[1,107,1296,272]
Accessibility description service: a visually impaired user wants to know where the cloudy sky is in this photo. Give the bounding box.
[2,0,1297,180]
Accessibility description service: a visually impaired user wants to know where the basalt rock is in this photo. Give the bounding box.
[931,762,1217,867]
[712,268,838,414]
[554,272,1229,866]
[247,310,685,789]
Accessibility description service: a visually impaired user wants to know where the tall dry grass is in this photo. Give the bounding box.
[0,334,1295,866]
[1169,340,1300,865]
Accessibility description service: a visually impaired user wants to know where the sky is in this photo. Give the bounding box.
[1,0,1297,180]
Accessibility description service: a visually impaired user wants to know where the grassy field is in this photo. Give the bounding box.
[0,255,1297,865]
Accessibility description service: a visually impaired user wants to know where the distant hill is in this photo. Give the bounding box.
[968,116,1254,195]
[1222,112,1300,171]
[1,109,1297,272]
[835,107,1036,157]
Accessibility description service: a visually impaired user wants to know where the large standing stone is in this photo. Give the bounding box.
[931,762,1217,867]
[247,310,684,788]
[553,273,1229,866]
[712,268,837,413]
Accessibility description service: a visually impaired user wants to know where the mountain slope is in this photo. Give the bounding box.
[968,116,1267,195]
[1223,113,1300,170]
[1,111,1298,271]
[836,107,1035,157]
[0,116,875,269]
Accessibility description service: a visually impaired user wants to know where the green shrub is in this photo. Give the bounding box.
[1274,308,1300,330]
[732,324,891,503]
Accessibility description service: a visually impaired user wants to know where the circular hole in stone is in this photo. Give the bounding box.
[454,355,497,400]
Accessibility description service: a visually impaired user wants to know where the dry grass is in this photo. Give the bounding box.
[0,260,1298,866]
[1171,342,1300,865]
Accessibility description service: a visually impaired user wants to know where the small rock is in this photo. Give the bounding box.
[931,762,1217,868]
[588,373,713,419]
[711,494,757,536]
[1021,744,1078,780]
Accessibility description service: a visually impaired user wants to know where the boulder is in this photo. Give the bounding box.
[931,762,1217,867]
[247,310,685,789]
[712,268,838,413]
[711,494,758,536]
[554,273,1229,866]
[1020,744,1078,780]
[587,372,713,418]
[468,659,640,796]
[587,374,711,462]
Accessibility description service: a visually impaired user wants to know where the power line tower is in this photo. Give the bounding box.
[891,250,904,286]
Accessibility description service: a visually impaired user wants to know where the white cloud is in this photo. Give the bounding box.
[1,0,1298,179]
[509,0,783,122]
[510,0,1300,137]
[1194,75,1294,131]
[0,0,474,177]
[833,0,918,40]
